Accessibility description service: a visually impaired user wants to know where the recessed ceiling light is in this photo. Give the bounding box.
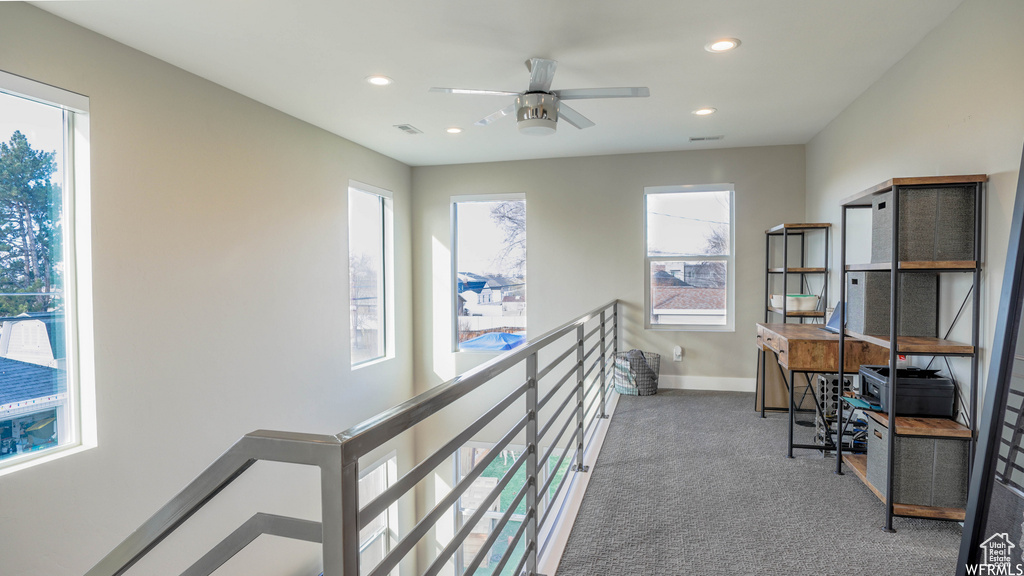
[446,127,462,134]
[366,75,393,86]
[692,107,717,116]
[705,38,741,53]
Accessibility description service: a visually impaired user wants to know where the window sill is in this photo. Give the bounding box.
[0,441,94,478]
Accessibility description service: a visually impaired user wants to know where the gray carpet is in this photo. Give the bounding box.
[554,390,961,576]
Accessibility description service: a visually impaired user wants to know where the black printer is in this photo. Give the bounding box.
[858,365,955,418]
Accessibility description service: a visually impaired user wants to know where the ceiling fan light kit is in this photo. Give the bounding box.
[516,93,558,135]
[431,57,649,135]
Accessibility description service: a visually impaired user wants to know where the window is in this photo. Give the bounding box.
[359,454,398,575]
[453,444,569,575]
[349,182,393,366]
[0,70,92,473]
[452,196,526,352]
[645,184,734,330]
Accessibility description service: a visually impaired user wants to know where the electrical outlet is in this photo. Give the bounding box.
[673,346,683,362]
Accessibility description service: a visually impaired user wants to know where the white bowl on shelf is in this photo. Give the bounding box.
[771,294,819,311]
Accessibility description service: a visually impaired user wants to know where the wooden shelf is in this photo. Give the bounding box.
[844,330,974,355]
[845,261,978,272]
[768,267,827,274]
[766,307,825,317]
[766,223,831,234]
[842,454,966,521]
[863,410,972,439]
[841,175,988,207]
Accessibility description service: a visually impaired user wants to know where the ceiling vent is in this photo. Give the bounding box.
[394,124,423,135]
[689,135,724,142]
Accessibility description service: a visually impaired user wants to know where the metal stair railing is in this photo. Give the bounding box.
[86,299,619,576]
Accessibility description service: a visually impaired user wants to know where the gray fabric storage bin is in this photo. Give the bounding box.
[846,271,937,337]
[871,186,975,263]
[866,418,969,508]
[613,350,659,396]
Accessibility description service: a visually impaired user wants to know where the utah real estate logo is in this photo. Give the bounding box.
[968,533,1023,575]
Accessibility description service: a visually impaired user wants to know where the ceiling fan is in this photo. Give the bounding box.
[430,58,650,135]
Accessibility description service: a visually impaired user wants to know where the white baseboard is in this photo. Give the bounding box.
[658,375,755,392]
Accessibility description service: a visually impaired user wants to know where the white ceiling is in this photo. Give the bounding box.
[34,0,963,167]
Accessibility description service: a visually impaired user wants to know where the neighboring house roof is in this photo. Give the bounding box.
[0,356,66,406]
[653,287,726,310]
[652,270,688,287]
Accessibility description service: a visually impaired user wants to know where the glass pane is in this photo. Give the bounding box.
[359,532,387,574]
[358,463,388,541]
[647,190,730,257]
[0,91,71,462]
[457,446,527,575]
[455,200,526,350]
[349,189,385,364]
[650,260,727,326]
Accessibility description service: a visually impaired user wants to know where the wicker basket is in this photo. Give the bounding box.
[613,350,660,396]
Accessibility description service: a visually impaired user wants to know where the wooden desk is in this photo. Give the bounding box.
[756,323,890,372]
[756,323,889,457]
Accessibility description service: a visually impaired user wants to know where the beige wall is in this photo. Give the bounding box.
[806,0,1024,393]
[411,145,806,393]
[0,4,415,575]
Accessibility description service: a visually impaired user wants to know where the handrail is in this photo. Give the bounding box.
[86,299,619,576]
[337,300,617,460]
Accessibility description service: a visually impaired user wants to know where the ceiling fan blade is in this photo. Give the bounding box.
[526,58,558,92]
[557,102,595,130]
[429,87,520,96]
[475,104,516,126]
[555,87,650,100]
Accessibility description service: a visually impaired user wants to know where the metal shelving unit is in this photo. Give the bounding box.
[764,223,830,323]
[834,175,987,531]
[757,224,830,418]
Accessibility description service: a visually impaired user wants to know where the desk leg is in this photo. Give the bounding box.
[787,370,795,459]
[759,348,766,418]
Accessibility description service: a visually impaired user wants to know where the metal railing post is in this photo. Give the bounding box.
[573,324,589,473]
[339,445,360,576]
[598,310,608,419]
[525,352,540,576]
[321,447,344,576]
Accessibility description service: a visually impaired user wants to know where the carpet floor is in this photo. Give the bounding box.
[554,390,962,576]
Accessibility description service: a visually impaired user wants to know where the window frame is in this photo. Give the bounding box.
[348,181,395,368]
[450,194,527,353]
[358,452,398,575]
[0,69,94,476]
[643,183,736,332]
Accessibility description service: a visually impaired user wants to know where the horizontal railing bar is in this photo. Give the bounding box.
[510,541,535,576]
[583,355,600,382]
[360,381,529,527]
[537,385,577,442]
[461,480,531,576]
[539,411,580,468]
[181,513,322,576]
[539,453,575,530]
[582,340,599,363]
[604,324,615,339]
[423,452,530,576]
[368,414,529,576]
[538,430,580,500]
[583,387,602,421]
[85,431,341,576]
[360,382,528,528]
[538,394,581,446]
[489,508,533,576]
[340,301,618,462]
[537,345,576,382]
[537,362,579,413]
[584,323,601,342]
